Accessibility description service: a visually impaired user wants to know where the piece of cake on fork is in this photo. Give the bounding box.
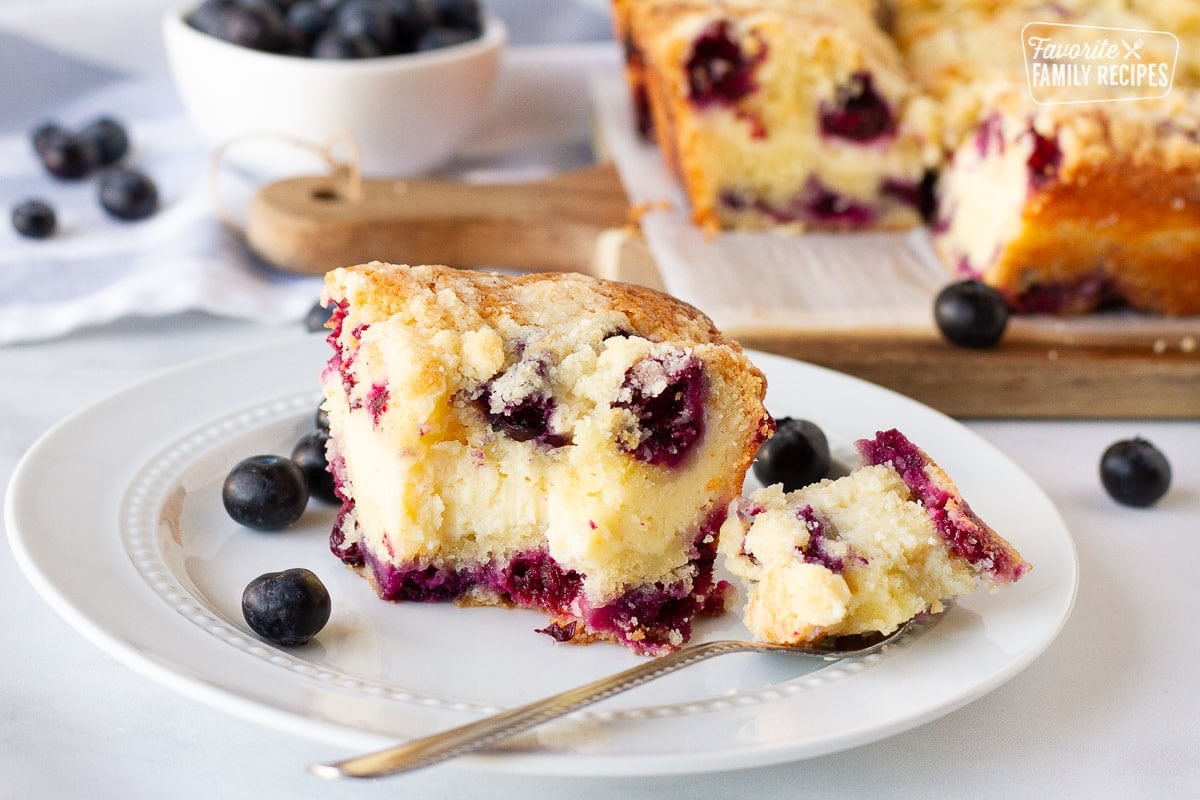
[320,262,773,655]
[721,428,1029,644]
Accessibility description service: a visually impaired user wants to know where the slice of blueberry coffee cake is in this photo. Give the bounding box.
[623,0,941,231]
[932,89,1200,315]
[721,428,1029,644]
[321,263,773,655]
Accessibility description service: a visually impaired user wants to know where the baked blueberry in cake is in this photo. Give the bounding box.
[320,263,772,655]
[721,428,1029,644]
[622,0,940,231]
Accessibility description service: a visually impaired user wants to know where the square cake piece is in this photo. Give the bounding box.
[321,263,773,654]
[623,0,940,231]
[932,90,1200,314]
[720,429,1029,644]
[894,0,1200,314]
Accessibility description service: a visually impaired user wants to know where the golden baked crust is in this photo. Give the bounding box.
[323,261,741,344]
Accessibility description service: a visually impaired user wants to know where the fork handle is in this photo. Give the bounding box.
[310,640,750,779]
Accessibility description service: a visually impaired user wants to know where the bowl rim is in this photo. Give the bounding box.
[162,4,508,73]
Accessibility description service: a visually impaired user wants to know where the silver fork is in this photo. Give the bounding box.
[310,617,921,779]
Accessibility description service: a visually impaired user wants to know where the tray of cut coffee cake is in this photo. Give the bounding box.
[586,72,1200,419]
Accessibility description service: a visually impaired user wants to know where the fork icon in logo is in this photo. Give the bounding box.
[1123,38,1145,60]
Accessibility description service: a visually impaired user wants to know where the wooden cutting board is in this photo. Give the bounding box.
[246,163,1200,419]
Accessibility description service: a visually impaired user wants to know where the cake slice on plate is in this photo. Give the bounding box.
[721,428,1029,644]
[320,262,773,654]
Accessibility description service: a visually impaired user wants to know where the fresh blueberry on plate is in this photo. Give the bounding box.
[753,417,831,491]
[242,568,331,646]
[223,454,310,530]
[291,432,339,504]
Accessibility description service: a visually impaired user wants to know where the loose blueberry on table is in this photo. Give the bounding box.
[223,454,310,530]
[1100,438,1171,508]
[934,279,1010,348]
[242,568,332,646]
[98,168,159,222]
[31,116,130,180]
[186,0,485,58]
[10,199,57,239]
[753,417,831,491]
[35,129,100,180]
[80,117,130,166]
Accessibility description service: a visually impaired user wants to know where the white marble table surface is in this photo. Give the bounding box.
[2,3,1199,798]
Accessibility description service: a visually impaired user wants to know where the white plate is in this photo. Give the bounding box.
[5,336,1077,776]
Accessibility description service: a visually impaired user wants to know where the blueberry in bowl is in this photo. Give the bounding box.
[163,0,506,177]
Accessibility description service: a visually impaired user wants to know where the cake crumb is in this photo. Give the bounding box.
[1182,336,1197,353]
[1153,338,1168,355]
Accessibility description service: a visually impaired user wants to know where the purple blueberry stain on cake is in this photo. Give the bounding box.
[794,505,857,574]
[478,352,571,447]
[820,72,895,143]
[480,389,569,447]
[536,620,578,642]
[796,177,877,227]
[367,383,389,426]
[323,300,359,400]
[1026,128,1062,190]
[368,555,484,603]
[621,35,654,139]
[686,20,763,108]
[974,113,1005,158]
[344,510,733,655]
[720,179,877,228]
[491,551,585,615]
[326,450,364,566]
[615,349,707,468]
[856,429,1028,583]
[1011,271,1127,314]
[584,581,693,654]
[882,170,939,223]
[330,504,364,567]
[582,517,731,655]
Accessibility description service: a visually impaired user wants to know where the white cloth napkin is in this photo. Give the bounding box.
[0,74,326,346]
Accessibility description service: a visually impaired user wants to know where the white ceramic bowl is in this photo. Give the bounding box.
[162,6,506,177]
